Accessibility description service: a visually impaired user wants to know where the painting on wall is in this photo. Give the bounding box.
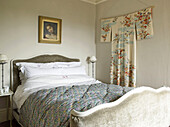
[38,16,62,44]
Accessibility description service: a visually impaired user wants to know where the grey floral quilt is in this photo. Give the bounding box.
[19,83,133,127]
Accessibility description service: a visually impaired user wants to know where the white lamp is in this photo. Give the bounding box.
[0,54,8,63]
[90,56,97,78]
[0,54,8,90]
[90,56,97,63]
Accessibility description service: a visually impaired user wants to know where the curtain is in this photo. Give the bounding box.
[101,8,153,87]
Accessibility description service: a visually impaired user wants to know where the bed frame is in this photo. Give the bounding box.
[70,87,170,127]
[10,54,80,126]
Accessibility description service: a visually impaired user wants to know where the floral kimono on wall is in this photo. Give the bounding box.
[101,8,153,87]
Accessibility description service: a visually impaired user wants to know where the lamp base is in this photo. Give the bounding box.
[0,62,7,90]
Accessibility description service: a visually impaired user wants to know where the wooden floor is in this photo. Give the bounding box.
[0,119,21,127]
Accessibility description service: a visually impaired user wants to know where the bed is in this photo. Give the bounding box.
[11,54,170,127]
[11,54,133,127]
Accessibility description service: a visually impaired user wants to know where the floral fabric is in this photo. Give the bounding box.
[19,83,133,127]
[101,8,153,87]
[134,8,153,40]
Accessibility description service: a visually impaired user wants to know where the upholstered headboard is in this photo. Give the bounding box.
[10,54,80,92]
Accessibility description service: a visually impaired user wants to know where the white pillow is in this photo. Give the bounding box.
[54,62,82,67]
[16,62,81,68]
[24,66,87,78]
[16,62,82,73]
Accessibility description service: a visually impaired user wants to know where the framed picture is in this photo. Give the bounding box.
[38,16,62,44]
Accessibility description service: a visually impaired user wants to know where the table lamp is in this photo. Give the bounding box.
[90,56,97,78]
[0,54,8,89]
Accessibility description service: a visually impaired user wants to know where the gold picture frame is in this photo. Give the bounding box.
[38,16,62,44]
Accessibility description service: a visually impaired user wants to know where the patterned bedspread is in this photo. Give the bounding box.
[19,83,133,127]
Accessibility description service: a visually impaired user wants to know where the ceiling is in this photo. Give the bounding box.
[81,0,108,5]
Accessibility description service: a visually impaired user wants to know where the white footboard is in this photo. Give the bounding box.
[70,87,170,127]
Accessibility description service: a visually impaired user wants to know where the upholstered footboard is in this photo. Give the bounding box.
[70,87,170,127]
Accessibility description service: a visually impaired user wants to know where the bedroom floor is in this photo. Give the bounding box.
[0,119,21,127]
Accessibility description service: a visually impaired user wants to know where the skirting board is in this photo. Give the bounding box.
[0,108,11,123]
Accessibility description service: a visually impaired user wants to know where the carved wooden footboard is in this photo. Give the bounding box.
[70,87,170,127]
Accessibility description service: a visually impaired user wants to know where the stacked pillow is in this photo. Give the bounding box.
[23,66,86,78]
[16,62,82,73]
[16,62,87,83]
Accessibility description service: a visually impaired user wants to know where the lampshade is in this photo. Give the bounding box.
[90,56,97,63]
[0,54,8,63]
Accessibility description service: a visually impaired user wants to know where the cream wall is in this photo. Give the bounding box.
[96,0,170,88]
[0,0,95,119]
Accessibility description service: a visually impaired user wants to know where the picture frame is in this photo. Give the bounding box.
[38,16,62,44]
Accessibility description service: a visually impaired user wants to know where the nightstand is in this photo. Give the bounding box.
[0,90,13,127]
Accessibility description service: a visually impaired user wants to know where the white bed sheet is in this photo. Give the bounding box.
[13,75,101,110]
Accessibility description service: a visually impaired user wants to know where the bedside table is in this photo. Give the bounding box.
[0,90,13,127]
